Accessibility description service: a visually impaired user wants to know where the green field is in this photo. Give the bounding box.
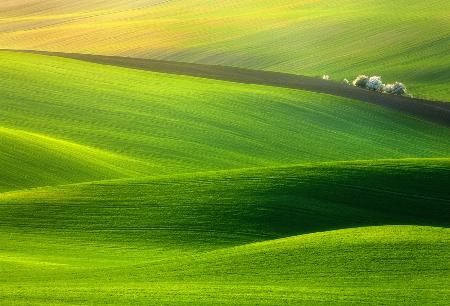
[1,51,449,304]
[2,51,450,191]
[1,159,450,304]
[0,0,449,101]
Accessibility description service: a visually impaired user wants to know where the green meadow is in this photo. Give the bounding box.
[1,158,450,304]
[0,51,449,304]
[2,52,450,191]
[0,0,449,101]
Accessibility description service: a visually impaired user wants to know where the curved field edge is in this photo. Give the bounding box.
[0,0,449,101]
[1,51,450,192]
[9,49,450,126]
[0,126,157,192]
[1,158,449,250]
[1,226,449,305]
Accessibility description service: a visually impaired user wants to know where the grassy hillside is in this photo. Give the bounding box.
[0,0,449,101]
[0,51,449,304]
[1,158,449,247]
[2,227,449,305]
[1,51,450,191]
[1,160,449,304]
[0,126,155,192]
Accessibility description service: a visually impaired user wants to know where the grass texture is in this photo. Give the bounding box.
[1,226,448,305]
[0,51,449,304]
[1,51,450,191]
[1,160,449,304]
[0,0,449,100]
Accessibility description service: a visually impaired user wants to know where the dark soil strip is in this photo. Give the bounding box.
[6,49,450,127]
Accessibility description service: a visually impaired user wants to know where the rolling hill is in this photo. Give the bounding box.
[2,226,448,305]
[1,51,450,192]
[2,158,450,247]
[1,160,449,304]
[0,0,449,101]
[0,125,155,192]
[12,50,450,126]
[0,51,449,304]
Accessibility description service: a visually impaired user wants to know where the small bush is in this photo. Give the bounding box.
[391,82,407,95]
[352,75,369,88]
[367,76,384,91]
[351,74,408,96]
[383,82,407,96]
[383,83,395,94]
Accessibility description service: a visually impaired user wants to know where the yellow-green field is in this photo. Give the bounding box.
[1,0,449,101]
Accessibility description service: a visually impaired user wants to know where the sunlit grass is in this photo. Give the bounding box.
[1,0,449,100]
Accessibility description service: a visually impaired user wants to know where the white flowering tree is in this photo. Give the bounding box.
[351,74,408,96]
[352,75,369,88]
[383,82,407,95]
[366,76,384,91]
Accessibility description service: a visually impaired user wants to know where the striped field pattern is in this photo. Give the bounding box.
[0,0,449,101]
[0,50,449,303]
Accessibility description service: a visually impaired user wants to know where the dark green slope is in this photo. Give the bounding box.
[2,159,449,248]
[1,159,449,304]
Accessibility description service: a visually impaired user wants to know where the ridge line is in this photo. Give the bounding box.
[3,49,450,127]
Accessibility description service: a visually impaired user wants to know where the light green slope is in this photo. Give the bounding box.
[1,226,448,305]
[0,0,448,100]
[0,126,156,192]
[1,51,450,191]
[113,226,449,305]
